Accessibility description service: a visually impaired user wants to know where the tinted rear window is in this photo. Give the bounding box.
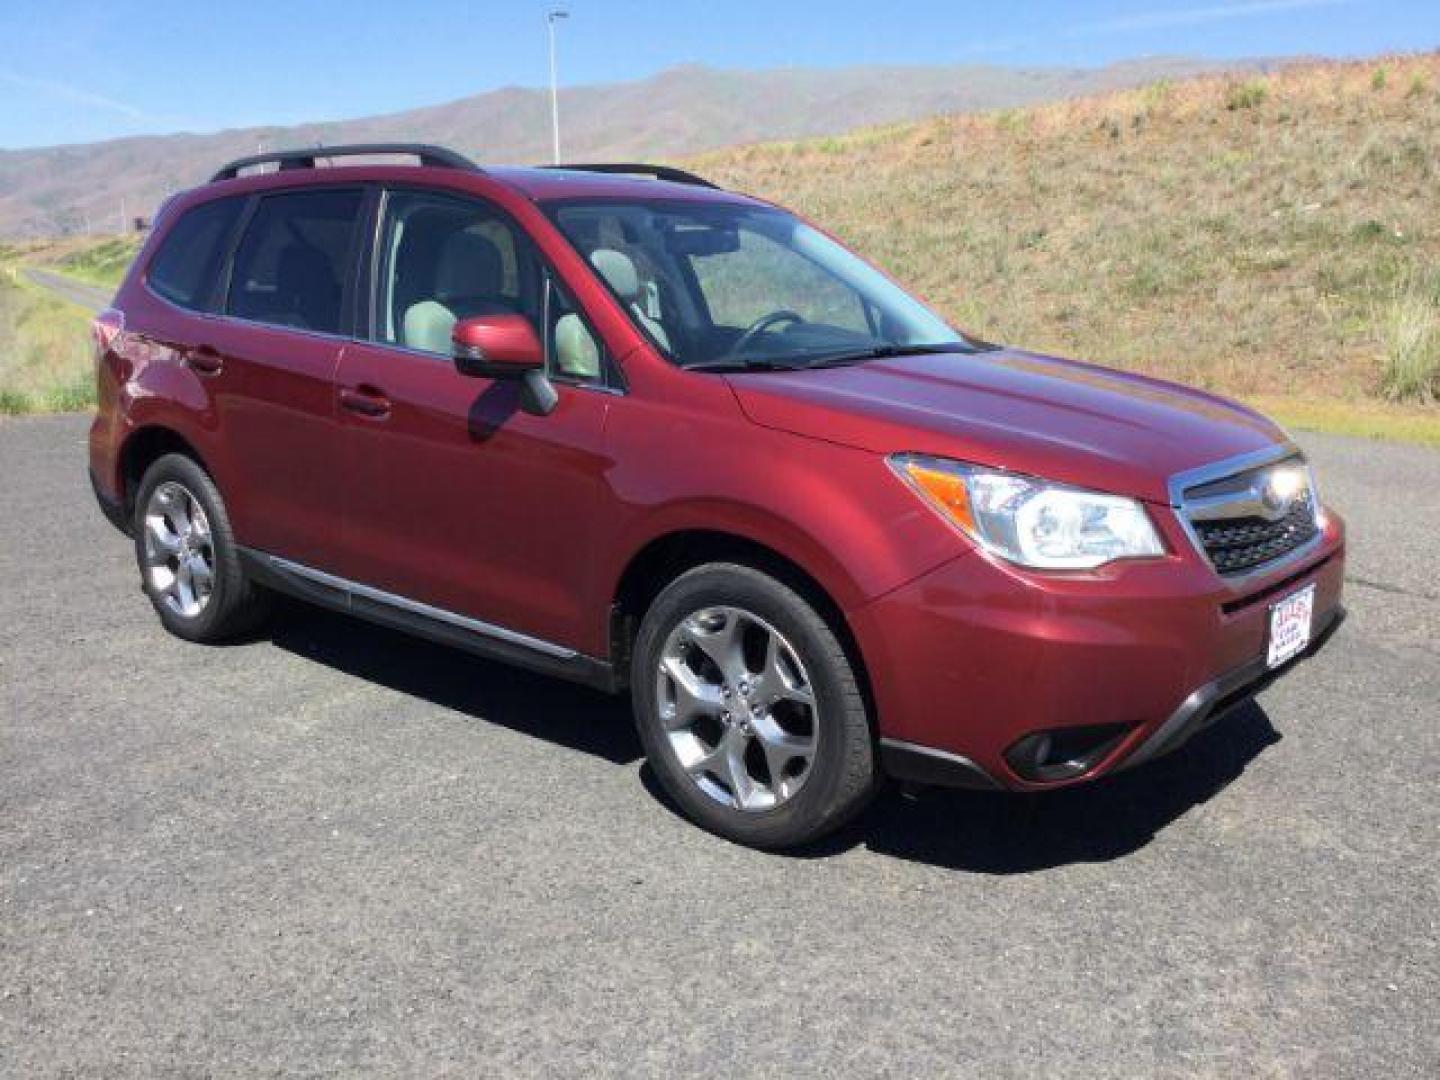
[226,189,363,334]
[147,197,244,311]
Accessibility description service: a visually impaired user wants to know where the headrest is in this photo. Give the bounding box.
[590,248,641,301]
[436,230,503,299]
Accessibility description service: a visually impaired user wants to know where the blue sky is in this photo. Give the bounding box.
[2,0,1437,148]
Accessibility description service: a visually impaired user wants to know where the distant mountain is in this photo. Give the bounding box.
[0,57,1275,238]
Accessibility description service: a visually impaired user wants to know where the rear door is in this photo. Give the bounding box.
[207,187,365,568]
[333,186,617,654]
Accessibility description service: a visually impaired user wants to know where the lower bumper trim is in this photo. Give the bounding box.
[1120,603,1346,771]
[879,737,1003,791]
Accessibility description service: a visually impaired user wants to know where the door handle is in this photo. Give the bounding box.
[186,345,224,375]
[338,385,392,418]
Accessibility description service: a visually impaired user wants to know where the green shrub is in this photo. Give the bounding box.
[1225,79,1269,111]
[1140,79,1174,113]
[57,236,142,289]
[0,388,30,415]
[1379,286,1440,403]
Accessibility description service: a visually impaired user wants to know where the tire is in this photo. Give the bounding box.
[632,563,876,849]
[132,453,271,642]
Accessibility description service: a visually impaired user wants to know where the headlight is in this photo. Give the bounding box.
[889,454,1165,570]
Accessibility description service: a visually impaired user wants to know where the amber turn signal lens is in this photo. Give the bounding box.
[897,459,978,536]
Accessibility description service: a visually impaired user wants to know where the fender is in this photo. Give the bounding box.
[607,496,873,615]
[590,376,968,657]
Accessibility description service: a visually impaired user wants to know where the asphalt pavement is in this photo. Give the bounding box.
[1,413,1436,1077]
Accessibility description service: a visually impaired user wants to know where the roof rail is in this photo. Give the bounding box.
[541,163,719,189]
[211,143,478,182]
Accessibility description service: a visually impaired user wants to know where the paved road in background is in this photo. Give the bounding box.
[2,414,1436,1077]
[22,268,113,314]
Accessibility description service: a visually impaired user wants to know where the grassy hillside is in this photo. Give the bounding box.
[694,54,1440,428]
[10,55,1438,441]
[0,57,1263,238]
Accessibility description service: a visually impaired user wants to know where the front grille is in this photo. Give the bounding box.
[1178,456,1321,576]
[1192,488,1319,574]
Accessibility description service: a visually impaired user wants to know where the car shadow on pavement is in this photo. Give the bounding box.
[838,702,1282,873]
[635,700,1281,870]
[266,602,1279,872]
[267,602,643,766]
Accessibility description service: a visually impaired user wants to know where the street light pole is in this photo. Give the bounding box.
[547,9,570,164]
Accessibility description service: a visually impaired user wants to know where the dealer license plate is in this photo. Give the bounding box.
[1267,583,1316,670]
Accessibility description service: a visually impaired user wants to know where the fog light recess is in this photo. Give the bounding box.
[1005,723,1132,782]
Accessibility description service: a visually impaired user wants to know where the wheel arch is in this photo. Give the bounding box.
[117,425,213,522]
[608,529,875,716]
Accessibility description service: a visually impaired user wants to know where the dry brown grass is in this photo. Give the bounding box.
[689,54,1440,407]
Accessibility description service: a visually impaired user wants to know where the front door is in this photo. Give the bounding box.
[334,187,618,655]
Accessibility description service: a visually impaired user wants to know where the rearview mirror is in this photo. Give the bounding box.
[664,225,741,256]
[452,314,557,416]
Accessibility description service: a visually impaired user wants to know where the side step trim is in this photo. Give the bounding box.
[267,555,577,660]
[238,547,620,693]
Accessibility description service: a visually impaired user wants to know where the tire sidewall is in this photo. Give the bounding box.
[632,565,872,848]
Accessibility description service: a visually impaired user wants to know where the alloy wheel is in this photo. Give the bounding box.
[141,481,216,619]
[655,605,819,811]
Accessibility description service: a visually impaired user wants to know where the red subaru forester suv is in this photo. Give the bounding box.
[89,144,1345,848]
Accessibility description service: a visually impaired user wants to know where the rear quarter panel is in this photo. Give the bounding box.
[92,281,234,512]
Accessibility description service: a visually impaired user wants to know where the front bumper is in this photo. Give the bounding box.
[853,508,1346,792]
[89,465,130,535]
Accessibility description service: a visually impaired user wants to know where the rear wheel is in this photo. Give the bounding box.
[632,563,876,849]
[133,453,270,642]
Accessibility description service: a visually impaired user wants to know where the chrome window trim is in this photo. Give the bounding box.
[267,555,577,660]
[1167,443,1325,584]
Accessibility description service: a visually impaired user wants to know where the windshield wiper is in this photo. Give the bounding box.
[685,342,974,374]
[684,357,809,373]
[803,343,973,368]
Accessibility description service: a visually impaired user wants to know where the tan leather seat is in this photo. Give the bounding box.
[554,313,600,378]
[589,248,670,350]
[402,300,456,355]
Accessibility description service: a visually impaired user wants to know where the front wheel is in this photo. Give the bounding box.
[632,564,876,849]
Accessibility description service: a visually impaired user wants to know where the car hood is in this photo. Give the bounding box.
[725,348,1289,505]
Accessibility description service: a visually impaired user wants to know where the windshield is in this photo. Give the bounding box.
[548,200,977,370]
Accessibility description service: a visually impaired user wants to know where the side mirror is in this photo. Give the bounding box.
[452,313,543,378]
[452,313,557,416]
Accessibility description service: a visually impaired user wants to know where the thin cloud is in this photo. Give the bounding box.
[0,70,155,121]
[1070,0,1351,36]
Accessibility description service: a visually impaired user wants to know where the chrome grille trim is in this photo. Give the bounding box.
[1168,444,1324,580]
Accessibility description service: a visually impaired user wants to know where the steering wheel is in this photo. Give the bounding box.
[726,310,806,356]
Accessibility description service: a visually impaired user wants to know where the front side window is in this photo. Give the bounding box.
[226,189,363,334]
[374,189,608,384]
[147,196,244,312]
[549,200,975,370]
